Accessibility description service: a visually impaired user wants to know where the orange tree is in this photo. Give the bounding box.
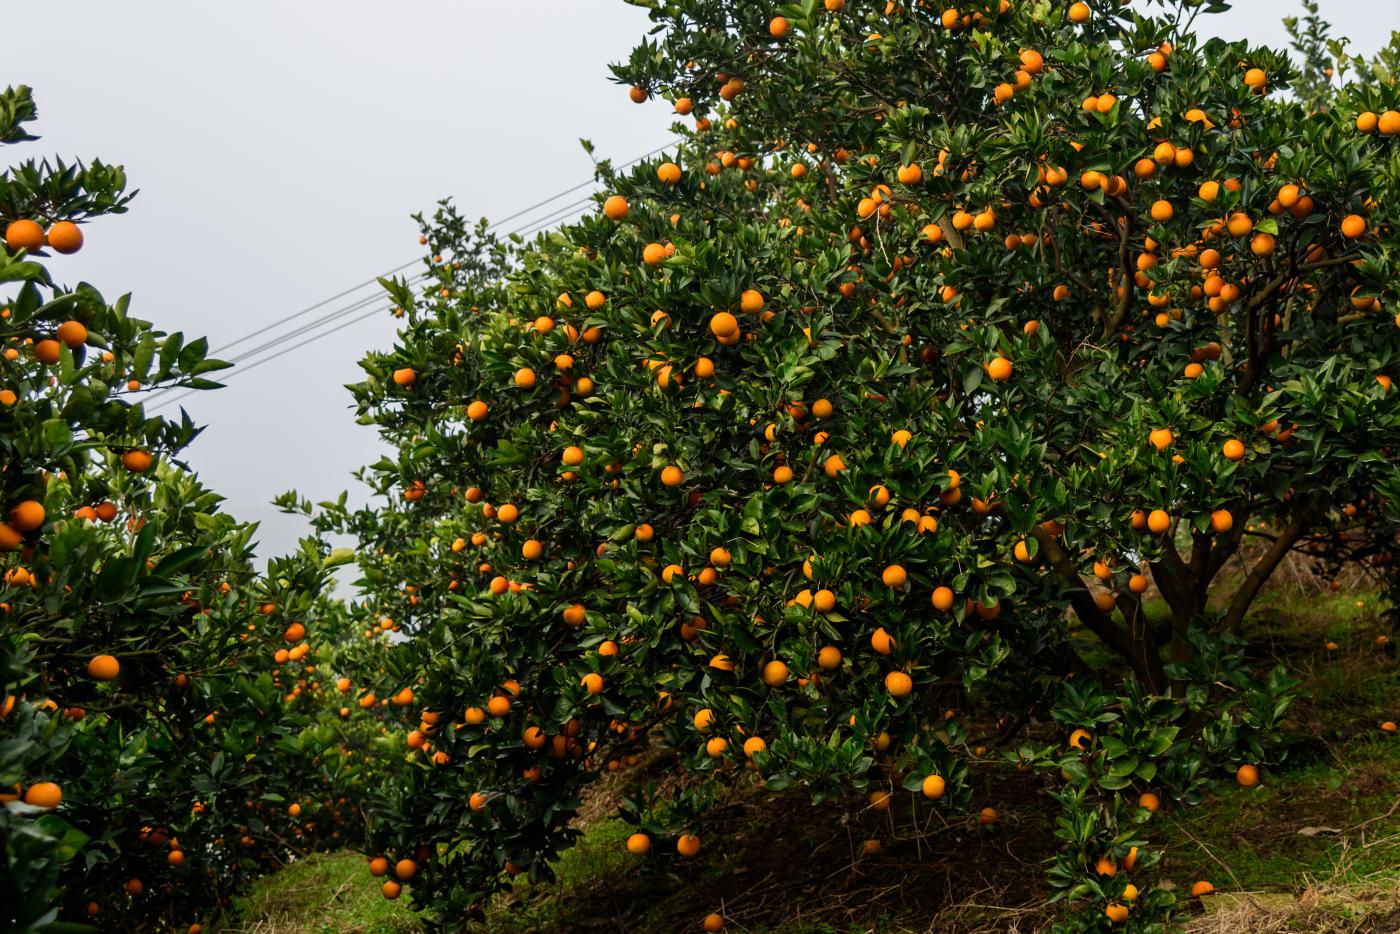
[1,85,364,932]
[306,1,1400,927]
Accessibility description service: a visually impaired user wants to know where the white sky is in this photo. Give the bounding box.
[6,1,1395,560]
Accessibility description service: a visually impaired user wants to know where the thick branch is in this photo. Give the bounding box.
[1222,509,1310,632]
[1029,526,1139,666]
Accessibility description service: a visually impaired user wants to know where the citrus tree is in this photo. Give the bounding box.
[1,85,365,932]
[302,1,1400,927]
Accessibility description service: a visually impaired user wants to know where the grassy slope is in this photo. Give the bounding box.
[229,588,1400,934]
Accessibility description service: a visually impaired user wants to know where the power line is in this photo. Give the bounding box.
[147,305,390,414]
[203,138,680,359]
[143,137,682,414]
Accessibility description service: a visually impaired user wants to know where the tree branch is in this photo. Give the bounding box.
[1029,526,1139,669]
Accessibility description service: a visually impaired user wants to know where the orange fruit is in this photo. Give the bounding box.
[602,195,629,220]
[8,500,44,532]
[881,565,907,588]
[1222,439,1245,461]
[122,450,153,473]
[5,219,44,252]
[46,221,84,254]
[922,774,946,799]
[23,782,62,808]
[56,320,88,349]
[677,834,701,857]
[661,465,684,487]
[87,654,120,681]
[761,660,789,686]
[1236,763,1259,787]
[885,671,913,696]
[1191,880,1215,897]
[1146,509,1171,534]
[703,914,725,932]
[626,832,651,855]
[986,356,1013,382]
[1341,214,1366,238]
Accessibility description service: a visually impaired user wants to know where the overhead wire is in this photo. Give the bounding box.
[143,137,682,414]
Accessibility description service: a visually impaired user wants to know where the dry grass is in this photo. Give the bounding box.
[1183,862,1400,933]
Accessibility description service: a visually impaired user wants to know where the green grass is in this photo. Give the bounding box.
[223,850,420,934]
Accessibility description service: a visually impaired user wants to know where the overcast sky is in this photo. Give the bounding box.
[6,1,1394,561]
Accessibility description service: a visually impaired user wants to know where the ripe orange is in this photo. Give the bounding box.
[580,672,604,695]
[817,646,842,669]
[34,339,60,364]
[46,221,84,254]
[710,311,739,337]
[23,782,62,808]
[677,833,701,857]
[1222,439,1245,461]
[1191,880,1215,897]
[1067,2,1090,23]
[56,320,88,348]
[122,450,153,473]
[931,586,954,611]
[1148,428,1173,451]
[769,16,789,37]
[881,565,907,588]
[1138,792,1160,813]
[1380,111,1400,136]
[395,858,417,880]
[869,789,891,811]
[1104,903,1129,924]
[1210,509,1233,533]
[885,671,913,697]
[391,367,416,386]
[8,500,44,532]
[5,219,44,251]
[626,832,651,855]
[657,162,681,184]
[870,627,895,654]
[703,913,725,932]
[1236,763,1259,787]
[87,654,120,681]
[1341,214,1366,238]
[603,195,629,220]
[661,465,684,487]
[1146,509,1171,534]
[986,356,1013,381]
[381,880,402,899]
[761,660,789,686]
[922,774,946,798]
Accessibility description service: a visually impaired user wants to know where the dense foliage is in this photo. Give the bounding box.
[0,86,366,932]
[304,0,1400,930]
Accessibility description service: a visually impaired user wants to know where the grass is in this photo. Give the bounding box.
[221,850,420,934]
[230,581,1400,933]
